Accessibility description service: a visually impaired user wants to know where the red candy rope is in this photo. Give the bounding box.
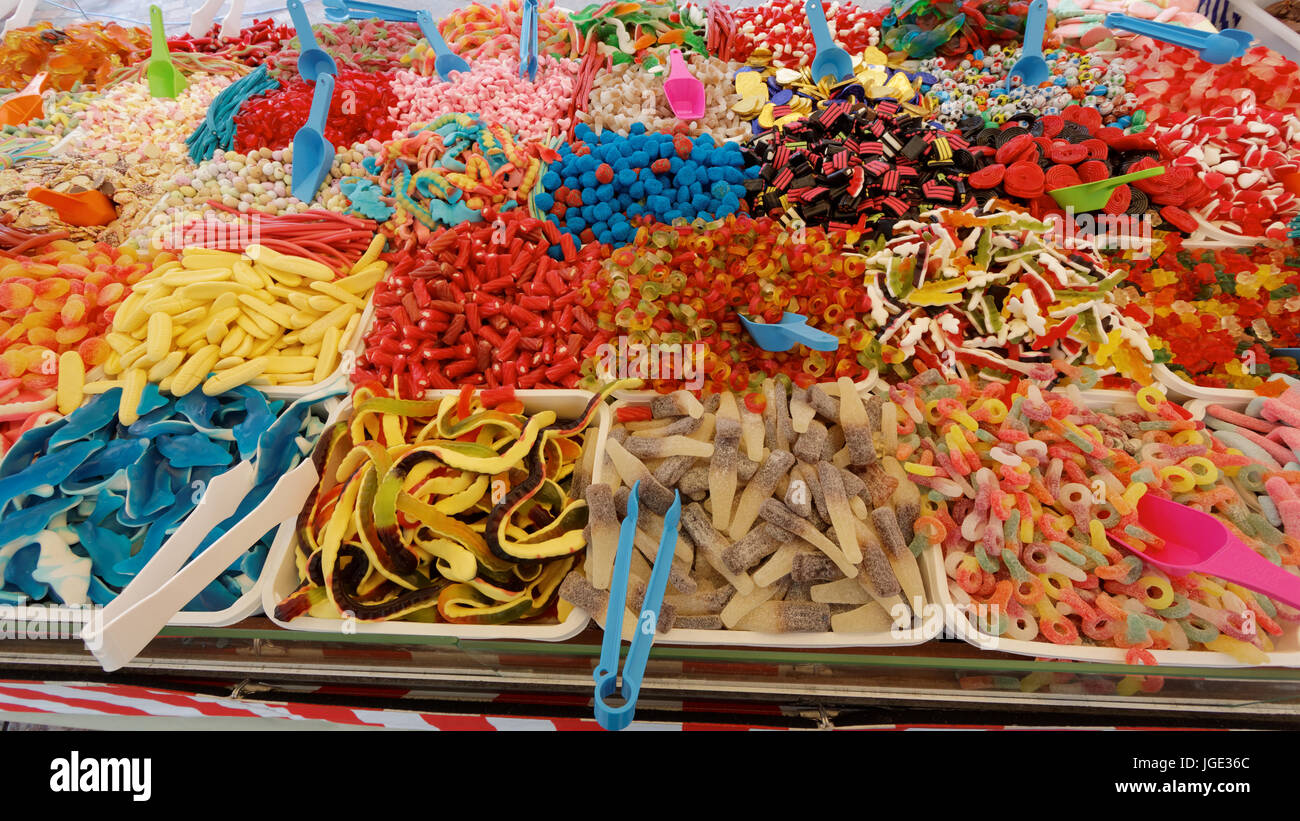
[1103,183,1131,215]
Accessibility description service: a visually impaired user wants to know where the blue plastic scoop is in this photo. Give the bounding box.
[416,9,471,81]
[805,0,854,83]
[739,311,839,352]
[322,0,418,21]
[1006,0,1049,91]
[1103,13,1252,64]
[322,0,413,22]
[291,73,335,204]
[288,0,337,81]
[594,480,681,732]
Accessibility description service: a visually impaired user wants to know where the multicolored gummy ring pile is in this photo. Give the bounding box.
[0,0,1297,680]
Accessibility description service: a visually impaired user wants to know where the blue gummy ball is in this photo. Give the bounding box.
[643,178,663,195]
[689,181,703,196]
[669,157,684,173]
[628,181,645,199]
[612,221,631,242]
[541,171,561,189]
[722,166,743,184]
[580,170,598,188]
[659,140,677,159]
[676,167,696,186]
[613,156,630,172]
[574,124,594,141]
[707,166,725,182]
[629,122,646,136]
[691,193,711,211]
[581,187,598,205]
[693,133,715,147]
[690,145,711,164]
[534,193,554,211]
[647,194,669,214]
[627,203,644,217]
[593,202,613,221]
[677,186,693,203]
[597,231,614,245]
[596,185,616,202]
[616,168,637,187]
[563,175,580,190]
[663,210,681,222]
[601,143,621,162]
[567,215,586,232]
[710,181,729,199]
[577,153,597,173]
[629,150,650,167]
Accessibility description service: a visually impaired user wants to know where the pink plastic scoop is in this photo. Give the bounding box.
[662,49,705,121]
[1109,494,1300,609]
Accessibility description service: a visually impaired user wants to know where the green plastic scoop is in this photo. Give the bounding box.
[1048,165,1166,212]
[145,5,188,98]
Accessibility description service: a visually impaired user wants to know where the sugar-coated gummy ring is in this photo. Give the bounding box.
[1160,465,1197,493]
[1237,463,1266,492]
[1003,161,1045,198]
[1093,502,1120,528]
[1160,204,1199,233]
[1103,183,1131,215]
[969,163,1006,189]
[1136,384,1166,412]
[1139,576,1175,610]
[1183,455,1219,485]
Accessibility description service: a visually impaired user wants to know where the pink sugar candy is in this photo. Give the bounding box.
[1261,398,1300,429]
[390,56,579,143]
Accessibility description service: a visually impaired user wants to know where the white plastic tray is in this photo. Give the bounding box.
[574,389,930,649]
[922,388,1300,667]
[1231,0,1300,62]
[23,393,341,629]
[261,389,606,641]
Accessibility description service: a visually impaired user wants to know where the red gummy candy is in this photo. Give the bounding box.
[1160,205,1199,233]
[1104,183,1131,215]
[969,163,1006,189]
[1045,164,1082,191]
[1078,160,1110,183]
[651,157,671,174]
[1049,141,1088,164]
[1039,115,1065,138]
[1004,161,1046,198]
[996,134,1038,165]
[595,163,614,184]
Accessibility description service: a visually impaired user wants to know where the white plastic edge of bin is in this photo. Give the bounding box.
[260,389,605,641]
[1153,362,1260,403]
[922,388,1300,667]
[1230,0,1300,63]
[570,384,931,648]
[26,394,342,630]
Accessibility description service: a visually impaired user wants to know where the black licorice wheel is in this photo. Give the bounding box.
[1126,187,1150,215]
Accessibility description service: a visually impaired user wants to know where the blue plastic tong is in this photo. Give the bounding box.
[593,480,682,731]
[520,0,539,81]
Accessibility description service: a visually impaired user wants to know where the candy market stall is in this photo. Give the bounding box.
[1,0,1300,731]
